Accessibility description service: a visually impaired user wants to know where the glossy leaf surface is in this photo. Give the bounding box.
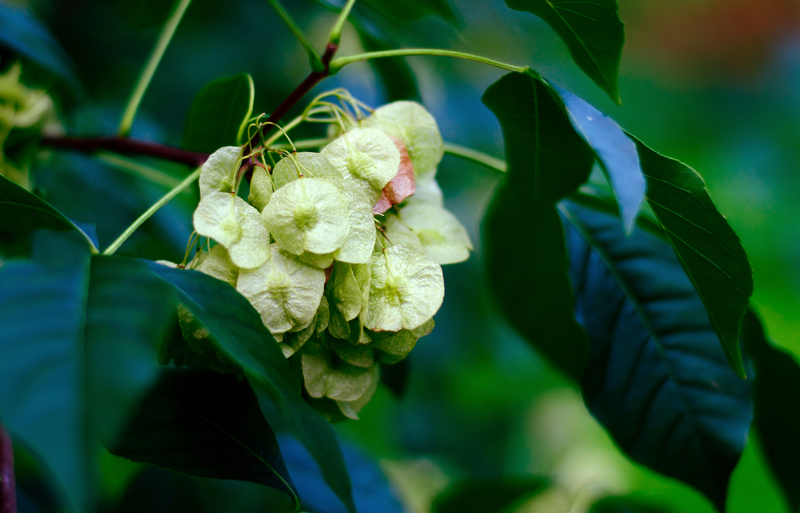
[505,0,624,102]
[562,203,752,511]
[147,264,356,513]
[634,137,752,378]
[0,256,175,512]
[183,74,255,152]
[555,86,645,233]
[112,369,297,501]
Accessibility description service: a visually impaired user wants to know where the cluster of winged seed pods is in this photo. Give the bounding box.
[189,101,473,419]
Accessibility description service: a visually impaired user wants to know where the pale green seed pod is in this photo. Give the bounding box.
[272,152,342,191]
[321,127,401,208]
[385,204,472,265]
[406,178,444,207]
[193,192,270,269]
[248,166,274,212]
[366,244,444,332]
[262,177,350,255]
[199,146,243,197]
[195,244,239,286]
[301,339,375,402]
[361,101,443,185]
[237,244,325,335]
[336,365,379,420]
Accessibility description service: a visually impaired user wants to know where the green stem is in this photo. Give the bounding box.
[266,0,323,71]
[328,0,357,46]
[272,137,331,150]
[329,48,533,75]
[95,151,182,188]
[443,142,507,173]
[118,0,193,136]
[103,168,201,255]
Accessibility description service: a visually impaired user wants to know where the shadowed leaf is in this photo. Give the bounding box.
[147,264,356,513]
[112,369,298,502]
[742,309,800,512]
[563,202,752,511]
[482,72,594,379]
[0,256,175,512]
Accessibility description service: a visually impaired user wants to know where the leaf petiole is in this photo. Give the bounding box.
[329,49,534,76]
[103,167,201,256]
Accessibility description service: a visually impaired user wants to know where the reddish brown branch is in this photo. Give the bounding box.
[40,43,340,169]
[0,424,15,513]
[40,135,209,168]
[245,43,339,150]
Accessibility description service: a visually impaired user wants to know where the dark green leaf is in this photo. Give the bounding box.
[380,358,411,398]
[554,86,645,233]
[483,73,594,203]
[742,309,800,512]
[562,202,752,511]
[505,0,624,102]
[482,72,594,379]
[358,0,457,25]
[147,264,356,513]
[0,174,97,252]
[632,137,752,379]
[590,496,673,513]
[0,256,176,512]
[0,5,81,91]
[111,368,298,502]
[115,467,294,513]
[183,74,255,153]
[432,476,546,513]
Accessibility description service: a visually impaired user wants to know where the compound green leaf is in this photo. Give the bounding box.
[0,173,97,251]
[505,0,624,103]
[482,72,594,379]
[742,309,800,512]
[147,263,356,513]
[199,146,243,198]
[0,256,176,512]
[111,369,298,503]
[632,136,752,379]
[183,74,254,153]
[563,202,752,511]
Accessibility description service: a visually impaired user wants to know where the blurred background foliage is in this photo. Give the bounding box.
[2,0,798,511]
